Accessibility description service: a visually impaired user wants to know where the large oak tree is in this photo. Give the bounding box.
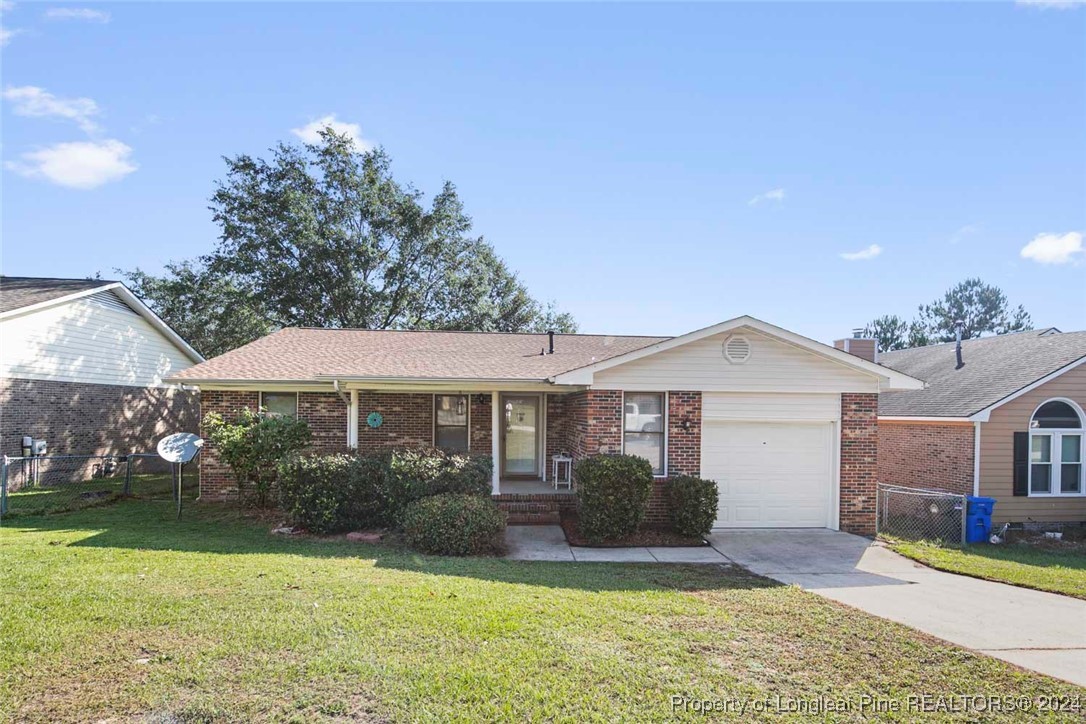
[125,130,574,358]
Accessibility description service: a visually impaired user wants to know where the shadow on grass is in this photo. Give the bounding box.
[1,498,774,594]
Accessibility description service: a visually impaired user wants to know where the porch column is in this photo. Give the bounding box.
[491,390,500,494]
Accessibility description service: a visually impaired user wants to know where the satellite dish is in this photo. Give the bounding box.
[157,432,204,464]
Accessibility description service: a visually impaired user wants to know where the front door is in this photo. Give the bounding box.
[502,394,540,478]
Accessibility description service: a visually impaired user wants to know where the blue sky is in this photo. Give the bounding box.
[2,2,1083,342]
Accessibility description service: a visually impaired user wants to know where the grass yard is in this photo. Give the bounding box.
[2,504,1083,723]
[2,472,183,516]
[891,537,1086,600]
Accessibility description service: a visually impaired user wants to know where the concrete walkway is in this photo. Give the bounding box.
[504,525,729,563]
[706,529,1086,687]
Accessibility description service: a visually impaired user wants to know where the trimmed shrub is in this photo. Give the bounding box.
[382,447,492,524]
[667,475,718,537]
[277,453,390,533]
[204,408,311,507]
[575,454,653,543]
[402,493,506,556]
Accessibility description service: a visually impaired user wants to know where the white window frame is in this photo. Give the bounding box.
[259,391,298,417]
[1027,398,1086,498]
[621,391,668,478]
[433,393,471,452]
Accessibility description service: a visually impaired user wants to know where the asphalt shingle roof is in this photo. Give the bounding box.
[878,329,1086,417]
[169,328,670,383]
[0,276,116,314]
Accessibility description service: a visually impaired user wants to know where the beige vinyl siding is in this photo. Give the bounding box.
[703,392,840,422]
[980,363,1086,523]
[594,327,880,393]
[0,292,195,388]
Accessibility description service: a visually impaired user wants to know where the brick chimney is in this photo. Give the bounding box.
[834,329,878,363]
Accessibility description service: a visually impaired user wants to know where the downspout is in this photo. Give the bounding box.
[332,379,350,404]
[973,421,982,497]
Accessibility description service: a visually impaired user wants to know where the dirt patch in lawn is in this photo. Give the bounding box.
[560,510,706,547]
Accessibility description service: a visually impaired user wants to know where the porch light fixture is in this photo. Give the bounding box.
[679,417,693,432]
[456,397,466,416]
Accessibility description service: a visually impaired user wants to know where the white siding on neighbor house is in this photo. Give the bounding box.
[703,392,840,422]
[0,291,195,388]
[593,328,880,393]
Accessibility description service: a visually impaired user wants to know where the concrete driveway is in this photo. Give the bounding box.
[706,529,1086,687]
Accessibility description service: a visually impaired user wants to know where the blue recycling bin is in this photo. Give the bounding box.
[964,496,997,543]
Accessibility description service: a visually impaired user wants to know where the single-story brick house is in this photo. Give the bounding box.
[0,276,203,474]
[877,329,1086,525]
[169,316,921,535]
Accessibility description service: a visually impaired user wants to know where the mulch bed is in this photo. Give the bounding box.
[559,510,706,548]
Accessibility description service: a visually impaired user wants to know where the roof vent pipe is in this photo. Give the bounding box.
[954,320,965,370]
[547,330,555,354]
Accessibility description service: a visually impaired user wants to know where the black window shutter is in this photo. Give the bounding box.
[1013,432,1028,497]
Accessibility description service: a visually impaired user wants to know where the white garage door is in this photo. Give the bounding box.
[702,421,834,528]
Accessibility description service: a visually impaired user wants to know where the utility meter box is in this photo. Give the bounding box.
[31,439,48,456]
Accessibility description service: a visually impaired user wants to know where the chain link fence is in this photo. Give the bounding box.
[876,483,967,545]
[0,453,190,519]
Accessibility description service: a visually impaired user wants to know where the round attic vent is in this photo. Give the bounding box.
[723,335,752,364]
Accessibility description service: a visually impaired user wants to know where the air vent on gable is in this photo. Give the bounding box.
[722,335,752,364]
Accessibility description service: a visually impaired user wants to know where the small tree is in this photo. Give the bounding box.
[203,408,311,506]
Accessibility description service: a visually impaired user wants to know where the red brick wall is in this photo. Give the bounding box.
[1,377,198,479]
[298,392,348,453]
[567,389,623,461]
[357,392,432,449]
[469,394,492,455]
[545,393,572,464]
[199,390,260,501]
[840,392,879,535]
[639,391,705,525]
[879,421,974,496]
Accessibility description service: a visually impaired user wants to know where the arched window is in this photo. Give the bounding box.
[1028,399,1084,496]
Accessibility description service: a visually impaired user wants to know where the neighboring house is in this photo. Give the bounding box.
[168,316,922,534]
[0,276,203,472]
[878,329,1086,525]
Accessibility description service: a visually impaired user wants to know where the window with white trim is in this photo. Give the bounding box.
[435,395,469,452]
[623,392,665,475]
[1029,399,1084,496]
[260,391,297,417]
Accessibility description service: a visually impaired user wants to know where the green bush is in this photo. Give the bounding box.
[574,454,654,543]
[382,447,492,524]
[667,475,718,537]
[203,408,311,507]
[277,453,390,533]
[402,493,507,556]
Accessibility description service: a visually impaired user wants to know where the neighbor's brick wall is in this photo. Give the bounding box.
[879,421,974,496]
[840,392,879,535]
[1,377,198,479]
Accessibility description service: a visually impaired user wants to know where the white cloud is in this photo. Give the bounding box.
[839,244,883,261]
[949,224,980,244]
[0,26,20,46]
[44,7,111,22]
[748,187,786,206]
[5,139,136,189]
[291,114,372,149]
[1020,231,1083,265]
[2,85,101,134]
[1016,0,1084,8]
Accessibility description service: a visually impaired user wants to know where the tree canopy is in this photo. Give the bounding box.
[124,130,575,358]
[864,278,1032,352]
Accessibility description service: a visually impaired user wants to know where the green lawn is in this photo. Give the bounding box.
[2,504,1083,723]
[890,538,1086,600]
